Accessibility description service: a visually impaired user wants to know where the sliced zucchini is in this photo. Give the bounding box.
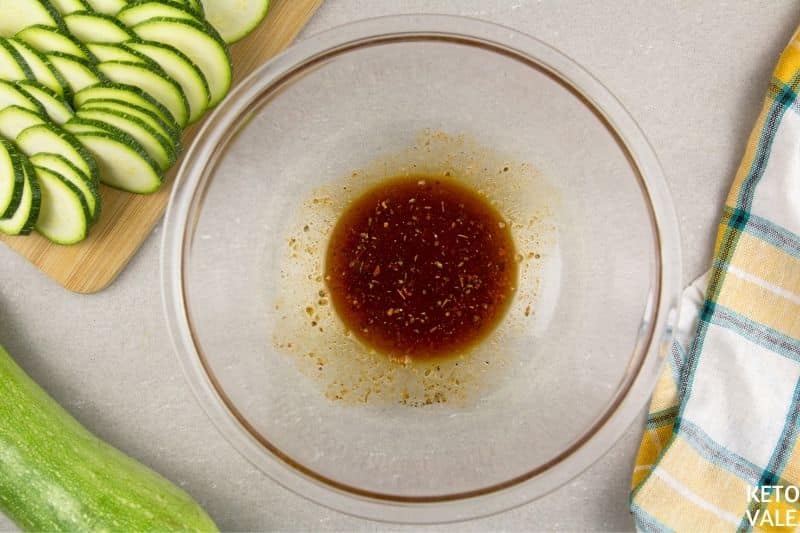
[163,0,203,16]
[64,12,135,43]
[79,97,180,145]
[17,25,94,61]
[0,139,25,219]
[46,52,103,94]
[0,105,46,139]
[84,0,127,15]
[60,120,105,134]
[17,81,73,124]
[0,80,45,115]
[77,99,180,148]
[64,125,162,194]
[30,152,98,221]
[0,38,34,81]
[73,83,177,130]
[7,38,70,98]
[201,0,270,44]
[125,40,208,123]
[65,115,112,134]
[16,123,99,184]
[73,111,176,170]
[86,42,149,64]
[132,17,231,107]
[0,158,40,236]
[185,0,204,15]
[34,166,88,244]
[96,60,189,127]
[0,0,62,38]
[116,1,199,27]
[49,0,90,14]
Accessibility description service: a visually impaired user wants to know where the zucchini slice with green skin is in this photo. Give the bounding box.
[16,25,94,61]
[64,11,135,43]
[0,158,40,235]
[16,80,74,124]
[7,38,70,99]
[0,38,34,82]
[166,0,204,16]
[0,0,63,38]
[65,124,162,193]
[84,0,127,15]
[86,44,169,86]
[201,0,270,44]
[125,40,209,123]
[74,82,177,130]
[87,42,150,64]
[30,152,98,221]
[116,0,199,27]
[73,111,176,171]
[79,97,181,144]
[77,101,180,151]
[0,139,25,219]
[49,0,90,14]
[17,123,99,184]
[186,0,204,15]
[132,17,231,107]
[61,119,105,134]
[0,344,220,532]
[33,166,88,244]
[46,52,103,95]
[160,0,204,16]
[0,106,45,144]
[97,60,189,127]
[0,80,45,115]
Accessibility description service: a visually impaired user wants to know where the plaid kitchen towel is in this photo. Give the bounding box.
[630,28,800,531]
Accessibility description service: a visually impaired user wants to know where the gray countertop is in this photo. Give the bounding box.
[1,1,797,531]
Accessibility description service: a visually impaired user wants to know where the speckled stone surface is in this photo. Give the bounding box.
[1,1,797,531]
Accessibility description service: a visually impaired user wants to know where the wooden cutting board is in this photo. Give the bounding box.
[0,0,324,293]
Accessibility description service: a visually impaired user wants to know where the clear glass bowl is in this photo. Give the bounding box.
[161,15,681,524]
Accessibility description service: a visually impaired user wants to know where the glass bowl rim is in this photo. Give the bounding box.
[161,13,682,524]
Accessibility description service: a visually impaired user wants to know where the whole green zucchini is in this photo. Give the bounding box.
[0,344,218,532]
